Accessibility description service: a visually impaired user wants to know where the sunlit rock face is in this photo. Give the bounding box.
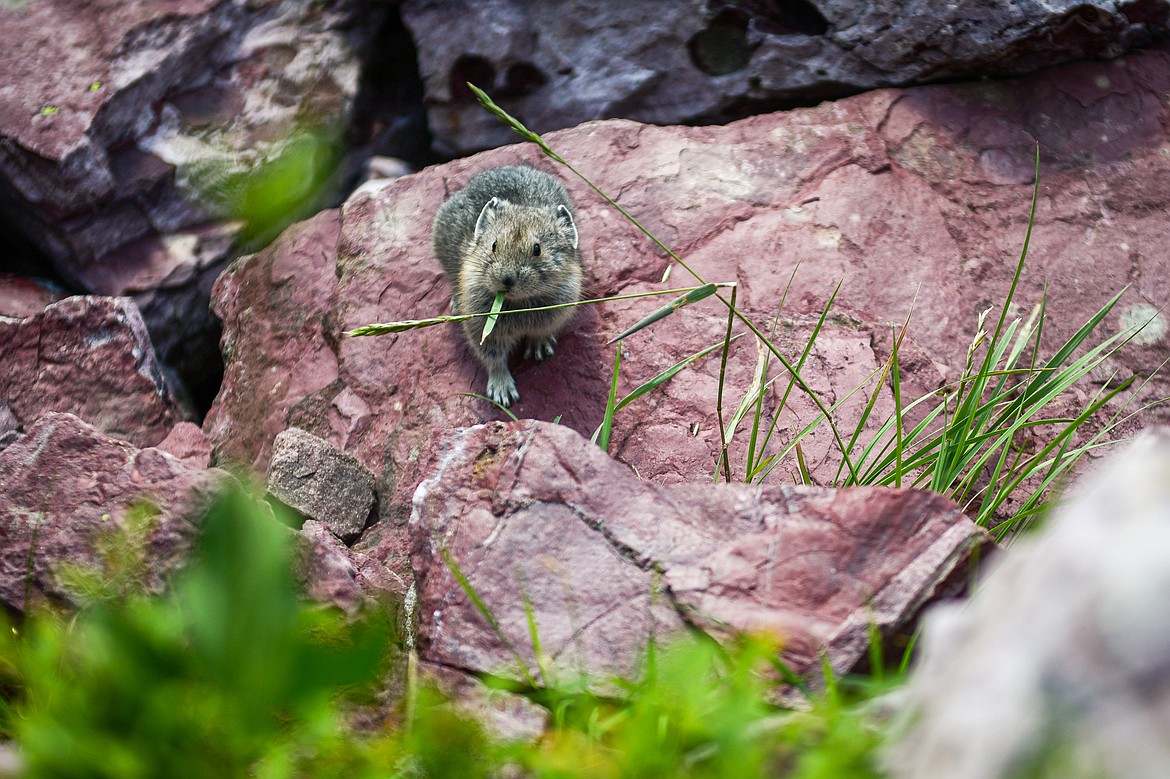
[0,0,385,395]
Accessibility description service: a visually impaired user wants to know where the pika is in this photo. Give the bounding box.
[432,165,583,407]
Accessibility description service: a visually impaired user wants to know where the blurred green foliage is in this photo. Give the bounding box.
[0,486,391,779]
[189,128,342,251]
[0,485,896,778]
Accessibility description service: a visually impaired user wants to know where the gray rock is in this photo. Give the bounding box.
[402,0,1169,155]
[267,427,376,543]
[888,427,1170,779]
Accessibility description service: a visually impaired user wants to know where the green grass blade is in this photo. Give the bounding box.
[606,283,719,345]
[837,295,914,486]
[615,335,744,414]
[715,285,738,483]
[480,291,506,344]
[457,393,520,420]
[715,337,772,483]
[751,282,841,480]
[522,592,549,688]
[440,548,537,687]
[468,82,558,158]
[596,342,622,450]
[347,285,731,337]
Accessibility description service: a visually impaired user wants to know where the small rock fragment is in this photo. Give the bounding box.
[267,427,376,543]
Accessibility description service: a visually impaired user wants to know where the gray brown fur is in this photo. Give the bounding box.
[432,165,583,406]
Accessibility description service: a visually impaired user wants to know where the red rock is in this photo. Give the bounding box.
[204,209,342,467]
[297,520,367,616]
[0,296,184,447]
[410,420,986,685]
[0,0,388,389]
[155,421,213,469]
[0,413,230,614]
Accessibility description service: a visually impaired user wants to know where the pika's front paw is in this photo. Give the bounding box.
[486,372,520,407]
[524,335,557,362]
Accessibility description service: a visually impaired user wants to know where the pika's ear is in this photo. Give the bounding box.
[556,204,579,250]
[473,197,501,243]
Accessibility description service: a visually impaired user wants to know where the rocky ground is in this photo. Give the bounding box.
[2,0,1170,773]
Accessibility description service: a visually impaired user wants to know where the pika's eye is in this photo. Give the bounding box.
[533,243,541,256]
[491,241,497,253]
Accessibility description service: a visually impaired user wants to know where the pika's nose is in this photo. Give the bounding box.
[502,274,516,290]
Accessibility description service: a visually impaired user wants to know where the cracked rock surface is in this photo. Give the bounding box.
[402,0,1170,155]
[267,427,377,543]
[0,412,230,614]
[0,295,184,447]
[410,420,986,687]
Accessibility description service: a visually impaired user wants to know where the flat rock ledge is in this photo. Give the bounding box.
[410,420,986,696]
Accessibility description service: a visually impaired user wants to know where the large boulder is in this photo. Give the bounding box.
[888,427,1170,779]
[0,296,184,447]
[411,420,986,689]
[0,0,387,394]
[206,43,1170,577]
[402,0,1170,155]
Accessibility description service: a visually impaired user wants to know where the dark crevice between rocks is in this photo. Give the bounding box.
[565,504,657,572]
[0,198,79,295]
[347,3,439,177]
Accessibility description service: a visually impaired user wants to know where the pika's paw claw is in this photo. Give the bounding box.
[525,336,557,361]
[486,373,519,407]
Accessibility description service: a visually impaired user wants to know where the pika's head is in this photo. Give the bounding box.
[469,197,580,302]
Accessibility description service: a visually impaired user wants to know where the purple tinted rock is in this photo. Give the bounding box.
[0,0,386,386]
[0,296,184,447]
[297,520,366,615]
[402,0,1168,156]
[0,273,66,319]
[204,209,343,469]
[156,421,213,469]
[0,412,230,614]
[410,420,985,686]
